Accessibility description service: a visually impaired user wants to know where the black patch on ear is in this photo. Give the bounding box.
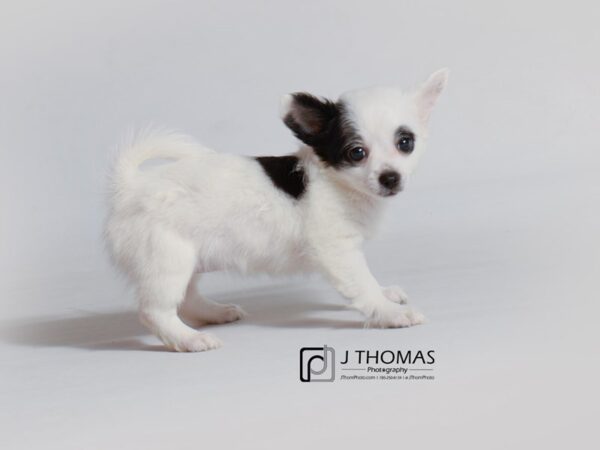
[255,155,306,199]
[282,93,339,145]
[282,94,362,169]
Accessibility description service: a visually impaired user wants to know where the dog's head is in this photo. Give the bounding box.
[281,69,448,197]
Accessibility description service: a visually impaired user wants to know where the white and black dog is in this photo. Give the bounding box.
[105,69,448,352]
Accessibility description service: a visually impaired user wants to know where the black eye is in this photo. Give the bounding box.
[347,147,367,162]
[397,134,415,153]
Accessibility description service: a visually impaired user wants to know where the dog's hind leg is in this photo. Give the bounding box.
[137,232,222,352]
[179,274,245,326]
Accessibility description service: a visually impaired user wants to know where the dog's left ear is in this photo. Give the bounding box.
[280,92,339,145]
[416,68,449,123]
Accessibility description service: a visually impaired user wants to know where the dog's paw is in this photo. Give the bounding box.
[382,285,408,304]
[181,302,246,326]
[165,332,223,352]
[208,304,246,324]
[367,303,425,328]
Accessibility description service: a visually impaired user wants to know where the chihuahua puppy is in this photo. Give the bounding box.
[105,69,448,352]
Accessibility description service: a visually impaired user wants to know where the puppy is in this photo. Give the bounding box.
[105,69,448,352]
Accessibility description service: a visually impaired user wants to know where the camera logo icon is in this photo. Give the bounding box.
[300,345,336,382]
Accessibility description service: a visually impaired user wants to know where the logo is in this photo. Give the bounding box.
[299,345,336,382]
[299,345,436,382]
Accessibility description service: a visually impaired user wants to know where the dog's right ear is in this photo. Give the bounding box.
[416,68,449,123]
[280,93,339,145]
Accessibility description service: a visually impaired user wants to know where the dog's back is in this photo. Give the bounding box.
[105,130,306,282]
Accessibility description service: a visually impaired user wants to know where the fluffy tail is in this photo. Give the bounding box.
[110,128,207,189]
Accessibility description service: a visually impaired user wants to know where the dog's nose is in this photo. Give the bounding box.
[378,171,400,190]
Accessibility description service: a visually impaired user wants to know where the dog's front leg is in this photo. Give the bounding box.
[315,243,424,327]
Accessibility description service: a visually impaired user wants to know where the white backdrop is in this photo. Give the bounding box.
[1,1,598,449]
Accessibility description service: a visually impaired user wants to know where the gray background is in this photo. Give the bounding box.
[1,1,598,449]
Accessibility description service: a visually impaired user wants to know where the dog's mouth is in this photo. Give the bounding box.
[379,186,403,197]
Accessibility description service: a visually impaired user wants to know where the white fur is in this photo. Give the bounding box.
[105,70,448,352]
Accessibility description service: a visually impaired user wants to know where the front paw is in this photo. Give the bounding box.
[382,285,408,304]
[367,302,425,328]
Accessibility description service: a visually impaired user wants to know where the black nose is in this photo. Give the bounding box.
[378,171,400,190]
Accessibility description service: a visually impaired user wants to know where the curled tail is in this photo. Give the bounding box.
[110,128,208,190]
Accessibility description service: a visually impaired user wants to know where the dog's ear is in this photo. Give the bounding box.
[280,93,339,145]
[416,68,449,123]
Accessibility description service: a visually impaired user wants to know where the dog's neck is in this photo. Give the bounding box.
[296,146,386,237]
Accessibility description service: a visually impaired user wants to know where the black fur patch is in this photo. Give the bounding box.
[283,94,362,169]
[255,155,306,199]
